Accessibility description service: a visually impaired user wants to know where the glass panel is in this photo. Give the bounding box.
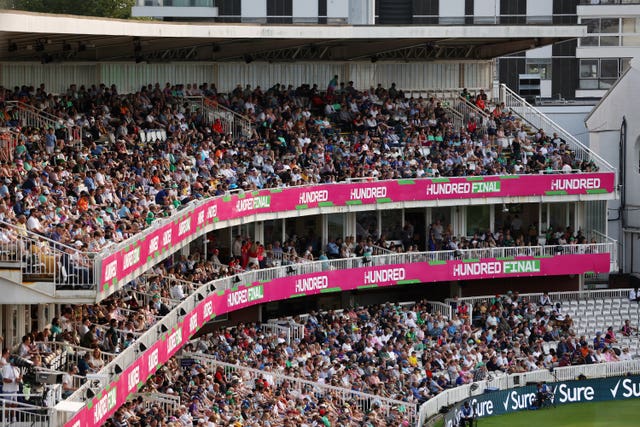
[599,79,617,89]
[600,36,620,46]
[541,203,548,236]
[286,215,321,254]
[622,36,640,46]
[405,209,426,251]
[580,60,599,78]
[580,36,599,46]
[582,18,600,33]
[622,18,640,33]
[568,203,576,235]
[622,58,632,72]
[600,59,619,78]
[380,209,403,241]
[356,212,378,241]
[601,18,620,33]
[466,205,490,236]
[579,79,599,89]
[208,229,231,259]
[526,62,551,79]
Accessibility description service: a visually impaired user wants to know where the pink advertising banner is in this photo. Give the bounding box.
[99,173,615,295]
[69,251,610,427]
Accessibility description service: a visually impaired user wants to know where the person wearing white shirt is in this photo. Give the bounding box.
[1,355,21,395]
[171,282,185,300]
[539,293,552,306]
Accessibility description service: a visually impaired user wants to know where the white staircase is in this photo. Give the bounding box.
[498,84,614,172]
[0,221,97,303]
[6,101,83,148]
[183,96,252,139]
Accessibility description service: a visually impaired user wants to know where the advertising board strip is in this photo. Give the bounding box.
[443,376,640,427]
[99,173,615,296]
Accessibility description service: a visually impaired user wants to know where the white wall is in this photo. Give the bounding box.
[0,61,494,95]
[241,0,267,21]
[327,0,349,21]
[526,0,553,23]
[439,0,465,24]
[586,57,640,272]
[293,0,318,23]
[348,0,375,25]
[538,105,594,146]
[474,0,499,24]
[526,45,552,59]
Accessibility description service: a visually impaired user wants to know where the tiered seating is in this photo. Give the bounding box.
[566,296,639,352]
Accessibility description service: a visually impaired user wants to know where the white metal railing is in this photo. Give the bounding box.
[593,230,619,272]
[447,287,632,310]
[0,220,99,292]
[0,396,52,427]
[499,84,614,172]
[266,318,306,343]
[131,392,180,417]
[5,101,83,148]
[259,322,292,344]
[417,358,640,426]
[452,96,491,134]
[181,352,418,424]
[183,96,252,139]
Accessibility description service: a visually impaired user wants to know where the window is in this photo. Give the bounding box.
[622,17,640,33]
[579,58,630,90]
[600,59,619,78]
[601,18,620,33]
[580,16,640,47]
[583,18,600,33]
[526,59,552,80]
[580,60,598,78]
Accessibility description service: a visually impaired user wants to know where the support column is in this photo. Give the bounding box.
[16,305,26,345]
[37,304,48,333]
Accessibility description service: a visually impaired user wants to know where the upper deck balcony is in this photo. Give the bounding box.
[0,172,615,304]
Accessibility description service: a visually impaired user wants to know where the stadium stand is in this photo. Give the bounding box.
[0,79,618,427]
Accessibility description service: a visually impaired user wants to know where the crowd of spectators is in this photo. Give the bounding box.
[0,80,595,255]
[0,78,606,425]
[96,290,637,427]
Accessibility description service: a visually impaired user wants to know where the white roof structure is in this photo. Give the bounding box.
[0,10,586,62]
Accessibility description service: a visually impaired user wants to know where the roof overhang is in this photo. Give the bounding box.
[0,10,586,63]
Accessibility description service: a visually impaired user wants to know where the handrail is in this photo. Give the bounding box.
[499,83,614,172]
[0,219,99,291]
[7,100,61,123]
[0,220,95,254]
[5,100,83,146]
[446,287,633,309]
[181,352,418,424]
[182,95,252,138]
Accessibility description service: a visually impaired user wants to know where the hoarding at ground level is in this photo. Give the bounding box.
[443,375,640,427]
